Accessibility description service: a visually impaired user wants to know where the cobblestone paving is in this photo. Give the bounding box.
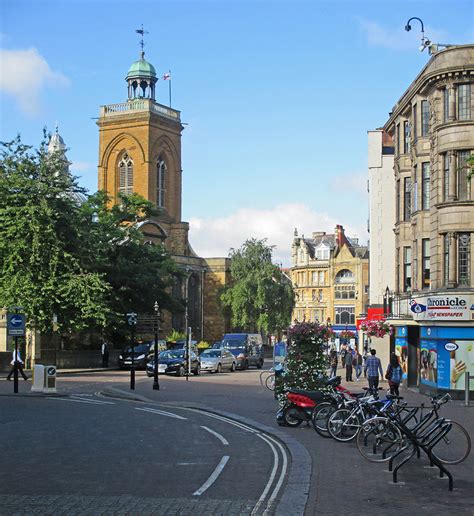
[1,495,259,515]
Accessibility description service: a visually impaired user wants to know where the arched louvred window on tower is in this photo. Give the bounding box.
[157,159,167,208]
[118,153,134,196]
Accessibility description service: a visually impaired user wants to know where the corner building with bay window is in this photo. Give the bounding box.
[384,44,474,396]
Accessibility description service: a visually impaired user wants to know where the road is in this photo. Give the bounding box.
[0,385,287,515]
[1,366,473,515]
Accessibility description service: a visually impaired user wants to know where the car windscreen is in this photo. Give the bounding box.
[123,344,150,354]
[159,350,184,359]
[222,339,245,349]
[201,350,221,358]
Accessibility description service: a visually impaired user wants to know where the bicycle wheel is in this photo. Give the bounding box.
[311,402,337,438]
[356,417,404,463]
[265,374,275,391]
[327,408,361,442]
[431,421,471,465]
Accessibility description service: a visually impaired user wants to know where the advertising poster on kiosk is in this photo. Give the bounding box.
[420,340,437,386]
[395,337,408,379]
[437,340,474,390]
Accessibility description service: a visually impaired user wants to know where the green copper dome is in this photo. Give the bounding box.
[126,56,157,79]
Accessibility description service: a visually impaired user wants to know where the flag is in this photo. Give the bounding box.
[162,73,171,81]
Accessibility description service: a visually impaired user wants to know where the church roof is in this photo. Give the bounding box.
[126,55,157,79]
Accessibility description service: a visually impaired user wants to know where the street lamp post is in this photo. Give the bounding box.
[153,301,160,391]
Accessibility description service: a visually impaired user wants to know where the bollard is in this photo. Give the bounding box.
[465,373,473,407]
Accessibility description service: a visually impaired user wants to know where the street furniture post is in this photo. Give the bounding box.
[465,373,473,407]
[127,312,137,390]
[13,336,19,394]
[153,301,160,391]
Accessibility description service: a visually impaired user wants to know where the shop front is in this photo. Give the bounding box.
[391,293,474,397]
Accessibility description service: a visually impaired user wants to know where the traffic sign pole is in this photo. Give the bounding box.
[13,336,19,394]
[130,323,135,390]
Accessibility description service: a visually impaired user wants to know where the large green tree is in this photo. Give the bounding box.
[0,136,110,333]
[220,238,294,335]
[0,136,182,339]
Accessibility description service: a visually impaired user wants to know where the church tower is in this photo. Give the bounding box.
[97,44,189,254]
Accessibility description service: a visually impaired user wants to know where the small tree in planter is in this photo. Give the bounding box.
[276,322,330,403]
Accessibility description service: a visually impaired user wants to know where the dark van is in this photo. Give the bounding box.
[220,333,264,370]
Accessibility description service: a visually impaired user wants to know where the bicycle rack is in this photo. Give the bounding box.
[389,419,454,491]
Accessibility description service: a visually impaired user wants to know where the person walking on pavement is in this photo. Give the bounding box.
[362,352,368,378]
[364,348,383,392]
[386,353,403,396]
[340,344,347,368]
[329,350,338,377]
[355,351,363,381]
[345,347,354,382]
[7,348,28,381]
[101,341,109,368]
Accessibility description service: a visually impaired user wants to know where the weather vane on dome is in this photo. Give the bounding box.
[135,24,149,58]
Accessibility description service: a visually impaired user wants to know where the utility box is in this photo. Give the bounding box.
[31,364,57,393]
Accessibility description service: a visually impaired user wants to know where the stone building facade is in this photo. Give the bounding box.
[97,50,231,342]
[384,44,474,394]
[290,226,369,342]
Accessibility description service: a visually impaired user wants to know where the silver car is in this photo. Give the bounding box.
[199,348,236,373]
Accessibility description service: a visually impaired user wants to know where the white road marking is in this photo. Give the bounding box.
[70,396,115,405]
[48,397,115,405]
[135,407,187,420]
[181,407,288,514]
[192,455,230,496]
[251,434,279,515]
[200,425,229,445]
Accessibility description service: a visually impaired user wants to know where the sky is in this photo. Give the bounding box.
[1,0,473,265]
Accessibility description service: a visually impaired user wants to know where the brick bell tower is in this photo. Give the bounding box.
[97,42,190,255]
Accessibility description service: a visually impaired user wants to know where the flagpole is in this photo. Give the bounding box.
[168,69,172,108]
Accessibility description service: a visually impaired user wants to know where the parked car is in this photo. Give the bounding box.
[220,333,264,369]
[200,348,236,373]
[118,342,152,370]
[146,349,200,377]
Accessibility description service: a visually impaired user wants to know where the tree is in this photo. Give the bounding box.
[77,190,184,338]
[220,238,294,335]
[0,136,110,333]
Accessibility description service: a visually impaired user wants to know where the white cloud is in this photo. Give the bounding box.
[0,47,69,115]
[357,17,449,51]
[331,172,368,195]
[188,203,367,267]
[70,161,94,172]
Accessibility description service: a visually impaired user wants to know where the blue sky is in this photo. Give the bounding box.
[1,0,473,264]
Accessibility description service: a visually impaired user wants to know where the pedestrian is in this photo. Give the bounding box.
[362,352,368,378]
[101,340,109,368]
[364,348,383,392]
[6,348,28,381]
[355,351,363,381]
[329,350,338,377]
[340,344,347,368]
[386,353,403,396]
[345,347,353,382]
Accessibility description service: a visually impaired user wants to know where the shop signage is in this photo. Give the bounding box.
[444,342,459,352]
[410,295,471,321]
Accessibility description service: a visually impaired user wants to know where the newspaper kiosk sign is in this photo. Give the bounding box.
[7,313,25,336]
[410,295,471,321]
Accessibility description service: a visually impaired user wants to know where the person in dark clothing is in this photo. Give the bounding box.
[386,353,403,396]
[101,341,109,368]
[345,348,354,381]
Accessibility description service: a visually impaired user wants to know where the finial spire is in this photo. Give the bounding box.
[135,24,149,58]
[55,121,59,134]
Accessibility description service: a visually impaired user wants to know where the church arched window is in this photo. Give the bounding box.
[157,159,166,207]
[118,153,133,195]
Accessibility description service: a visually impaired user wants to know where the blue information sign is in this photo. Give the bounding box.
[7,313,25,336]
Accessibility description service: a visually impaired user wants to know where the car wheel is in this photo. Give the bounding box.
[217,363,222,374]
[245,360,249,370]
[257,359,263,369]
[193,364,201,376]
[177,366,185,377]
[230,362,236,372]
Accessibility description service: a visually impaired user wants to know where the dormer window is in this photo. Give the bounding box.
[316,244,329,260]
